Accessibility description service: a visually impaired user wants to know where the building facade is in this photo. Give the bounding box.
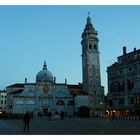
[81,15,104,116]
[0,90,6,111]
[6,62,77,116]
[107,46,140,117]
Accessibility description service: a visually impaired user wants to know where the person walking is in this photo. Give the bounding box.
[60,111,65,120]
[111,112,116,121]
[48,111,52,121]
[23,111,31,132]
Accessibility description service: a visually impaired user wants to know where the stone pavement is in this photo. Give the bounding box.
[0,117,140,135]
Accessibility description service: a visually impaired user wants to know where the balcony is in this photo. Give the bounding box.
[109,92,125,97]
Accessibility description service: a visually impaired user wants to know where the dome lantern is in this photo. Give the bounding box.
[43,61,47,70]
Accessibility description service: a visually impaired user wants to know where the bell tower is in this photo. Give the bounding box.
[81,14,102,116]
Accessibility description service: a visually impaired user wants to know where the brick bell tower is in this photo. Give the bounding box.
[81,13,102,117]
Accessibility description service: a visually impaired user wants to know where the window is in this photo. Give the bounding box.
[127,79,133,90]
[56,100,65,105]
[118,58,122,64]
[16,101,24,105]
[27,101,35,105]
[111,82,121,92]
[94,44,96,50]
[89,44,92,49]
[4,100,6,104]
[119,70,122,73]
[129,67,132,71]
[130,98,134,104]
[1,100,3,104]
[128,55,132,62]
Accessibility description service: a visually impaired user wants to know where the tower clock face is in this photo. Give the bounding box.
[87,55,95,64]
[43,85,49,94]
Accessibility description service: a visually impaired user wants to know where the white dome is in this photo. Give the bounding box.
[36,61,53,83]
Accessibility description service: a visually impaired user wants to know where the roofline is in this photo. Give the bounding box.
[118,48,140,58]
[6,83,35,88]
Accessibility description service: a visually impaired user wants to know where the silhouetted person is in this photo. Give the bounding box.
[111,112,115,121]
[23,111,30,132]
[48,112,52,121]
[60,111,65,120]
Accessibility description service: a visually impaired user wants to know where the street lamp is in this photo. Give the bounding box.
[9,103,12,114]
[100,102,103,117]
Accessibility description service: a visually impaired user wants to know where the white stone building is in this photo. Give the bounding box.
[6,62,75,116]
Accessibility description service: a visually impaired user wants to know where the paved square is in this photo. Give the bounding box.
[0,117,140,135]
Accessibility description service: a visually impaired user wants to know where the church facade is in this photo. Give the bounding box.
[6,62,83,116]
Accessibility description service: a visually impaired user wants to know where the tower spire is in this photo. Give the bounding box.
[87,12,91,25]
[43,60,47,70]
[84,12,95,32]
[82,13,98,42]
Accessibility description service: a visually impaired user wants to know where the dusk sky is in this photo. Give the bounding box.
[0,6,140,94]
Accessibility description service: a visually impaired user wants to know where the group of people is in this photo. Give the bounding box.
[48,110,65,121]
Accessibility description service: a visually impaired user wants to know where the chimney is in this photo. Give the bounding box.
[25,78,27,83]
[123,46,126,55]
[65,78,67,85]
[134,48,136,51]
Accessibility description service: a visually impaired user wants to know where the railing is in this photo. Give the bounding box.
[109,92,125,96]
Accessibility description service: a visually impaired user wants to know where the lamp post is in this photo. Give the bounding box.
[9,103,12,114]
[73,94,75,116]
[100,102,103,117]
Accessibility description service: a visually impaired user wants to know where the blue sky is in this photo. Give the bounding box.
[0,6,140,94]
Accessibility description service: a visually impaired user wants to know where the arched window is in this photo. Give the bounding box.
[89,44,92,49]
[56,100,65,105]
[94,44,97,50]
[111,82,121,92]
